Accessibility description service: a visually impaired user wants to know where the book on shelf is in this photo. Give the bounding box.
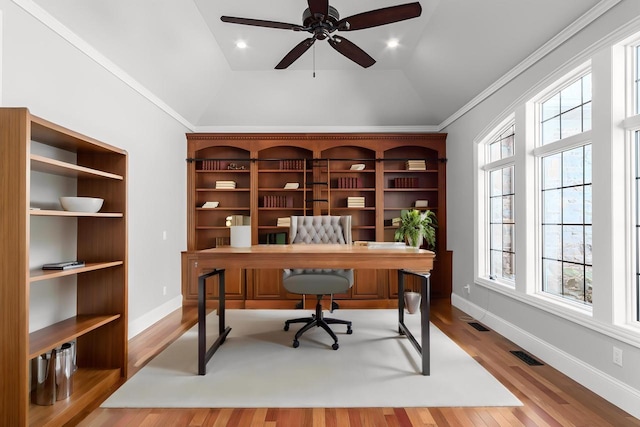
[279,159,305,170]
[393,177,419,188]
[350,163,365,170]
[225,215,250,226]
[201,201,219,208]
[405,160,426,170]
[214,237,230,247]
[277,217,291,227]
[265,232,288,244]
[337,177,362,189]
[347,196,365,208]
[284,182,299,189]
[42,260,85,270]
[215,180,237,189]
[262,195,294,208]
[414,200,429,208]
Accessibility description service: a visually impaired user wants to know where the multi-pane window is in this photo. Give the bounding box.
[541,145,593,304]
[541,74,592,145]
[489,165,515,280]
[489,124,515,161]
[486,124,515,282]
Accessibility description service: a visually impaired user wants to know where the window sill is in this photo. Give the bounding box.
[475,277,640,348]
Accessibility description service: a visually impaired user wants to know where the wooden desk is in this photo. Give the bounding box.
[181,245,435,375]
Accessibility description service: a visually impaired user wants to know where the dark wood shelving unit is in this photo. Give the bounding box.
[183,133,451,307]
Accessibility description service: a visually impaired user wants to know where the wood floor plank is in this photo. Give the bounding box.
[74,299,639,427]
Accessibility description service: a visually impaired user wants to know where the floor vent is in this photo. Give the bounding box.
[510,350,544,366]
[468,322,490,331]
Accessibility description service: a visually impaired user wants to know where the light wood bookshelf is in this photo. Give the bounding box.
[0,108,128,426]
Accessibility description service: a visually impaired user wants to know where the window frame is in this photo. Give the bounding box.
[532,67,593,310]
[477,118,517,288]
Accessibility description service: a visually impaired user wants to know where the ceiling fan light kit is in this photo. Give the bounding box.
[221,1,422,69]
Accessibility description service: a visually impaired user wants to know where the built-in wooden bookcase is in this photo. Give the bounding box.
[257,146,313,242]
[0,108,128,426]
[183,133,451,307]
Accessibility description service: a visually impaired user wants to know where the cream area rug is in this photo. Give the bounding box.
[102,309,521,408]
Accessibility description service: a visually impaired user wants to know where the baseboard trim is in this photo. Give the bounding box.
[128,295,183,339]
[451,293,640,420]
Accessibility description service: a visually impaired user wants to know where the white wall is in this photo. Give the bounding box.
[444,0,640,418]
[1,0,187,337]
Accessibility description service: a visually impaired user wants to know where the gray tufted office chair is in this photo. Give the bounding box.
[282,215,354,350]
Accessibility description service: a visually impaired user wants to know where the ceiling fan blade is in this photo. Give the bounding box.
[327,35,375,68]
[336,2,422,31]
[307,0,329,19]
[221,16,304,31]
[275,37,316,69]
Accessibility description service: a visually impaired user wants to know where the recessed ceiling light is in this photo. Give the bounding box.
[387,39,399,49]
[236,40,247,49]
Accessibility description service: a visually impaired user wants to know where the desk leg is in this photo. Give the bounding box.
[420,273,430,376]
[197,269,231,375]
[398,270,405,335]
[397,269,431,376]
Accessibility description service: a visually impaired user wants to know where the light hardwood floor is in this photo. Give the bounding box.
[74,300,640,426]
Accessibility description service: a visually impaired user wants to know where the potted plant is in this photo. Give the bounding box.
[394,209,437,249]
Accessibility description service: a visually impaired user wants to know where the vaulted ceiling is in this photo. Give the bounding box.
[31,0,605,130]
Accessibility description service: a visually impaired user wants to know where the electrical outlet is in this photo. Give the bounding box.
[463,284,471,295]
[163,286,167,296]
[613,347,623,367]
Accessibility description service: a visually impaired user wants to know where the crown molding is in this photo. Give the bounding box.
[11,0,195,131]
[438,0,622,131]
[192,125,441,133]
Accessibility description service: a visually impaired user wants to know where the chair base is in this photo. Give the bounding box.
[284,296,352,350]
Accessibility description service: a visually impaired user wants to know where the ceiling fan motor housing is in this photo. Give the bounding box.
[303,6,340,38]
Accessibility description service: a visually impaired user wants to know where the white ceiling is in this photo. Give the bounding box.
[31,0,606,129]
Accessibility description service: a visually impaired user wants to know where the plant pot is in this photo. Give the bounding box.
[405,234,423,248]
[404,291,421,314]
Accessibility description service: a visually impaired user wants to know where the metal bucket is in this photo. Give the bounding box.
[31,349,57,405]
[55,342,76,400]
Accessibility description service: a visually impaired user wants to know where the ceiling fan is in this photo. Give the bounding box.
[221,1,422,69]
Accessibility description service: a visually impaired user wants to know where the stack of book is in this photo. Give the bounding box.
[277,217,291,227]
[406,160,426,170]
[392,217,401,227]
[284,182,299,189]
[347,196,365,208]
[215,180,236,189]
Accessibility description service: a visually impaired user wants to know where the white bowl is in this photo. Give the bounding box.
[60,197,104,213]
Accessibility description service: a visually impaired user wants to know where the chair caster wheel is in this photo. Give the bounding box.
[332,343,339,350]
[293,340,299,348]
[346,327,353,334]
[284,324,290,331]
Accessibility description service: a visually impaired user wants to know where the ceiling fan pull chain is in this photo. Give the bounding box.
[313,43,316,78]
